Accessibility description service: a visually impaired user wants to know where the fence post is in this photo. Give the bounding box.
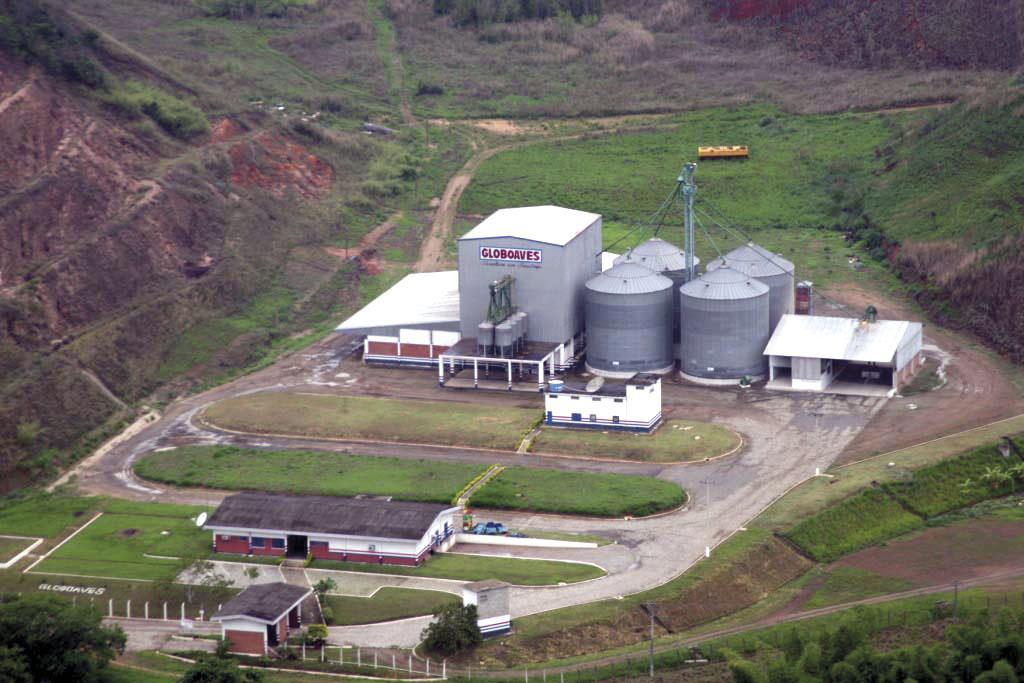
[145,602,149,620]
[163,602,168,620]
[525,669,528,683]
[340,647,344,665]
[374,652,378,668]
[427,659,431,676]
[409,655,413,673]
[126,600,131,619]
[357,648,361,667]
[393,654,396,670]
[108,599,113,617]
[181,603,185,620]
[443,659,447,679]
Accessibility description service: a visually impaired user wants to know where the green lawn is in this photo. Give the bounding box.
[531,419,740,463]
[0,495,99,538]
[311,553,604,585]
[135,446,487,504]
[202,393,538,450]
[323,587,459,625]
[470,467,685,517]
[34,504,209,581]
[785,489,925,563]
[0,536,34,563]
[803,567,915,610]
[459,106,920,288]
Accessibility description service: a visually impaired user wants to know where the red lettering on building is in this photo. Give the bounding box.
[479,246,543,263]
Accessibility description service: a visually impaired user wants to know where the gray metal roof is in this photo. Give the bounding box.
[585,262,673,295]
[206,492,455,540]
[335,271,459,335]
[764,314,921,363]
[614,238,700,273]
[213,583,311,623]
[459,206,601,246]
[707,242,794,278]
[679,266,769,300]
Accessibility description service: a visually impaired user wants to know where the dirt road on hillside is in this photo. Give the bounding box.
[824,283,1024,463]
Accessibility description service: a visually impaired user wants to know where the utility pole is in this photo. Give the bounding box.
[644,603,656,678]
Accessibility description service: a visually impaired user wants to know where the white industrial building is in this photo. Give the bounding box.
[544,375,662,432]
[462,580,511,637]
[764,314,924,395]
[336,206,624,390]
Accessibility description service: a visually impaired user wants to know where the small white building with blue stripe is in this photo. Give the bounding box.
[462,580,511,637]
[544,375,662,432]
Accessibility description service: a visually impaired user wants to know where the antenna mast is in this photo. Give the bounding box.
[679,162,697,282]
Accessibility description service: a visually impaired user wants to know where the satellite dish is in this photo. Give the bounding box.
[585,376,605,393]
[195,512,208,527]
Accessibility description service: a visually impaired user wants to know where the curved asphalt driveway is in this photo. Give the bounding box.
[62,336,884,647]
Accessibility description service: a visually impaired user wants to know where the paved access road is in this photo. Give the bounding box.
[64,335,889,648]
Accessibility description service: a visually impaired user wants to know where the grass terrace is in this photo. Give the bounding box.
[135,446,487,504]
[136,446,682,516]
[322,587,459,625]
[33,500,209,581]
[311,553,604,586]
[784,488,924,563]
[470,467,686,517]
[202,393,538,450]
[531,419,740,463]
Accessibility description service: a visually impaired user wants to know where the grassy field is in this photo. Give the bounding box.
[470,468,685,518]
[458,106,923,288]
[311,553,604,586]
[802,567,915,610]
[34,501,209,581]
[882,439,1021,517]
[0,495,99,538]
[784,488,925,563]
[135,446,487,504]
[323,587,459,625]
[203,393,538,450]
[530,419,739,463]
[0,536,34,563]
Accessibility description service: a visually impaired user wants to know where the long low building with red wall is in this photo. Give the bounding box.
[205,492,461,566]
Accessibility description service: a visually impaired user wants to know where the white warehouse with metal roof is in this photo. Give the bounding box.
[764,313,924,395]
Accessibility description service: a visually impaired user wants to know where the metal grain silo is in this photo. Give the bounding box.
[679,266,770,383]
[614,237,700,360]
[495,321,514,357]
[706,243,794,334]
[477,322,494,355]
[584,262,674,377]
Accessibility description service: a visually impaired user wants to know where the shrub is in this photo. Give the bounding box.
[416,81,444,96]
[421,603,481,656]
[102,80,209,140]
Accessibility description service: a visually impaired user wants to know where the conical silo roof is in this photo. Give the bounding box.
[706,242,794,278]
[585,262,673,295]
[680,266,769,301]
[613,237,700,273]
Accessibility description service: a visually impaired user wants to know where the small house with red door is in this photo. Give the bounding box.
[212,582,311,655]
[205,492,460,566]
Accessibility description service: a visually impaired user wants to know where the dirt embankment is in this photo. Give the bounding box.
[478,535,810,666]
[0,51,340,476]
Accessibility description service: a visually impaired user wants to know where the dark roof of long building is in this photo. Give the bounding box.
[213,583,311,623]
[206,491,454,540]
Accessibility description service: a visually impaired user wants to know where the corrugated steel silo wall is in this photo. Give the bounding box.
[664,269,689,349]
[457,220,602,343]
[758,272,795,334]
[585,288,674,373]
[679,292,770,379]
